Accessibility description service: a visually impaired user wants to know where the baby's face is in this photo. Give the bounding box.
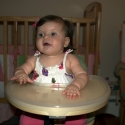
[36,21,70,56]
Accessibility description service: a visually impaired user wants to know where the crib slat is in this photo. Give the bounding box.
[24,22,28,60]
[75,23,80,54]
[90,25,95,52]
[85,23,90,66]
[3,21,8,102]
[13,22,18,68]
[17,25,21,44]
[94,15,101,74]
[3,21,8,84]
[13,22,18,49]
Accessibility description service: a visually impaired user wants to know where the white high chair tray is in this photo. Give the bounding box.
[5,75,110,117]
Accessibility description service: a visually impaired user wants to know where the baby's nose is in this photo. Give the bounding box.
[44,34,49,39]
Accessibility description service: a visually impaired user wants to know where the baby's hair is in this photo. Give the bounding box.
[35,15,75,52]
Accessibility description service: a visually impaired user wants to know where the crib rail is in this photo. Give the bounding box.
[0,16,94,22]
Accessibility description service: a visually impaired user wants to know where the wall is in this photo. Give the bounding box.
[0,0,125,81]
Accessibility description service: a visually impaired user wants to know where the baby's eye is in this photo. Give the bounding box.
[38,33,44,37]
[51,32,57,36]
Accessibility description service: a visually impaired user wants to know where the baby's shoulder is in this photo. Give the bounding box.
[67,53,79,63]
[66,54,81,68]
[67,53,78,60]
[27,55,37,62]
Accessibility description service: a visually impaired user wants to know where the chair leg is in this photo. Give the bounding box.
[54,119,63,125]
[120,101,125,125]
[124,108,125,125]
[87,119,95,125]
[52,119,95,125]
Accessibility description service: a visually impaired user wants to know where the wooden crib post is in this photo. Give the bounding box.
[84,2,102,75]
[94,11,101,75]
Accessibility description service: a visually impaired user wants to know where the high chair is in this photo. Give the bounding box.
[5,75,110,125]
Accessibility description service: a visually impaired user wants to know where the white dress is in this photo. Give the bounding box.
[32,49,74,86]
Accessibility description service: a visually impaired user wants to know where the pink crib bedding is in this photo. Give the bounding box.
[0,45,34,81]
[0,45,95,82]
[0,45,35,55]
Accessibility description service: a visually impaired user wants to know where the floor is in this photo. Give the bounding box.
[93,113,120,125]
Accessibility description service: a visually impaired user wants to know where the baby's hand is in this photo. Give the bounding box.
[11,73,33,84]
[62,84,80,99]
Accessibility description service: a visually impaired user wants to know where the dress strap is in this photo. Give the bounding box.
[63,49,73,73]
[34,50,41,56]
[34,51,40,64]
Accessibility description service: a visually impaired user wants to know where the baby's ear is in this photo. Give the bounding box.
[64,37,70,47]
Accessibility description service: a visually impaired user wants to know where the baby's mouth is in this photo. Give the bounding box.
[43,43,51,46]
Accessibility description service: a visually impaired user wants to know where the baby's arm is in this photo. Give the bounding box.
[62,54,88,99]
[11,56,36,84]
